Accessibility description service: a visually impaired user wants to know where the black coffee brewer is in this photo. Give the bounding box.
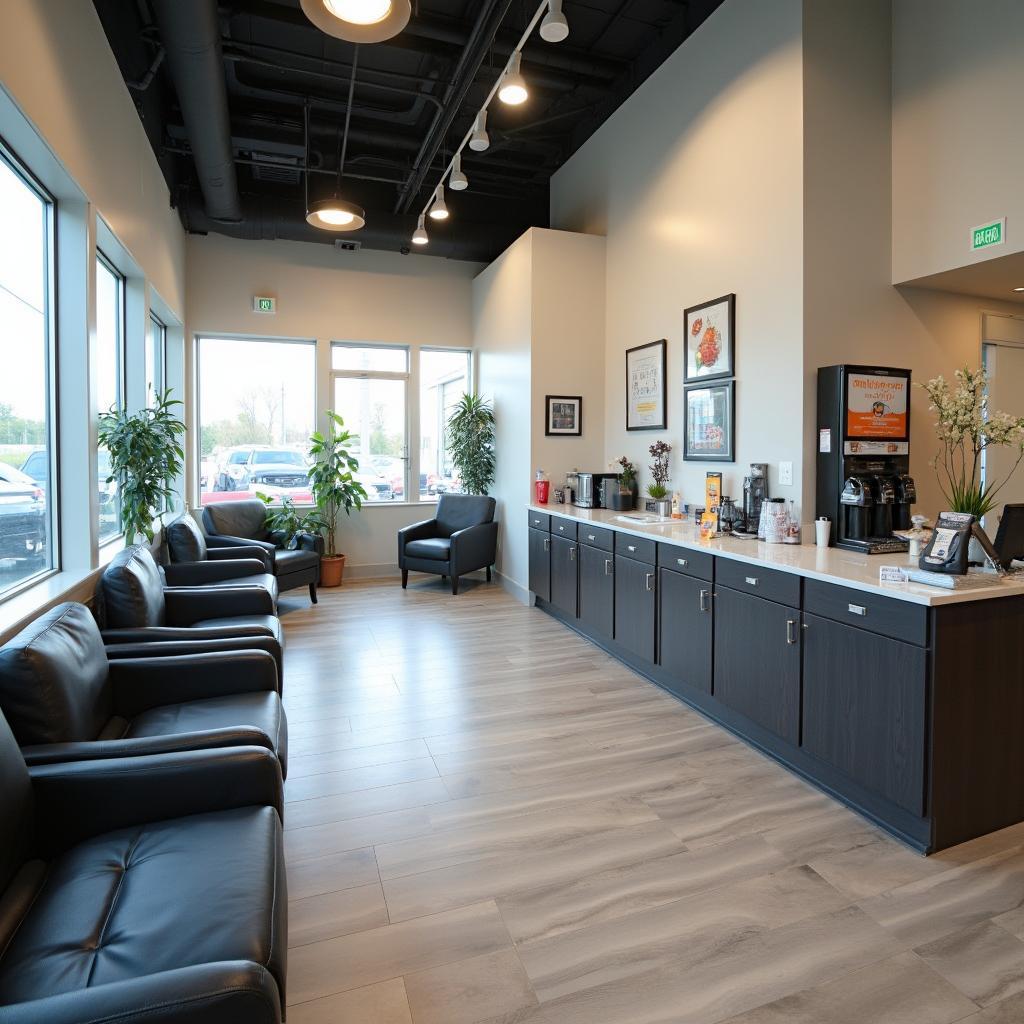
[818,365,915,554]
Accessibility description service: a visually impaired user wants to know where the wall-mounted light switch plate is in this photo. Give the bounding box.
[779,461,794,487]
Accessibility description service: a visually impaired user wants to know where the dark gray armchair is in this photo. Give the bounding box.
[202,500,323,604]
[398,494,498,595]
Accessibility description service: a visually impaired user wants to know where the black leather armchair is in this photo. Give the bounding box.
[398,494,498,594]
[99,545,284,684]
[166,513,274,574]
[0,707,287,1023]
[203,500,323,604]
[0,603,288,775]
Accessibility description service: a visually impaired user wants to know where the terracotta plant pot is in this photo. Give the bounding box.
[320,554,346,587]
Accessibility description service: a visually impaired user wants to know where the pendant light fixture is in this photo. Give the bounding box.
[539,0,569,43]
[300,0,411,44]
[498,52,528,105]
[412,214,428,245]
[468,111,490,152]
[449,152,468,191]
[428,184,448,220]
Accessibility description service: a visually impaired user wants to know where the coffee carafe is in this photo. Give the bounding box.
[893,473,916,531]
[871,474,896,539]
[840,475,873,541]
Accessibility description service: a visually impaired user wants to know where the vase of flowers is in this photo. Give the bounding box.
[645,440,673,516]
[606,456,638,510]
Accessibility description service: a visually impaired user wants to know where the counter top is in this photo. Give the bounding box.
[528,502,1024,607]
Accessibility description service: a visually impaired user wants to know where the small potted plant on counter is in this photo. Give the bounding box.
[606,456,638,510]
[645,440,673,517]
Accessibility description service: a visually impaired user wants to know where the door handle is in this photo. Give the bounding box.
[604,559,613,576]
[587,533,596,542]
[570,546,576,561]
[786,619,798,645]
[745,576,759,587]
[699,589,711,612]
[645,572,655,592]
[848,603,866,616]
[543,537,550,551]
[627,544,637,552]
[677,558,688,568]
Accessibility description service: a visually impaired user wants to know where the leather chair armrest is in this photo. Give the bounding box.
[207,544,274,569]
[207,533,277,564]
[164,585,276,624]
[0,961,282,1024]
[163,559,268,585]
[398,518,440,545]
[450,521,499,576]
[102,625,277,644]
[30,747,284,856]
[109,650,280,716]
[298,531,325,555]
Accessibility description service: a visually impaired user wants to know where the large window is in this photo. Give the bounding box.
[332,345,409,502]
[0,149,54,599]
[197,337,316,505]
[96,253,124,543]
[419,349,471,501]
[147,312,166,398]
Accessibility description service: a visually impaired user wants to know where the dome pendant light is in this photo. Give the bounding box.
[412,214,429,245]
[469,111,490,152]
[307,196,366,231]
[449,152,469,191]
[499,52,528,105]
[540,0,569,43]
[300,0,411,44]
[428,183,449,220]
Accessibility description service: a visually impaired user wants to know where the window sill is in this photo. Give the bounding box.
[0,568,98,643]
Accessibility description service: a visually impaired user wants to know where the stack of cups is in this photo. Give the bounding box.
[815,516,831,548]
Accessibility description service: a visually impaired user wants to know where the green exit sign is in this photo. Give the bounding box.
[252,295,276,313]
[971,218,1005,252]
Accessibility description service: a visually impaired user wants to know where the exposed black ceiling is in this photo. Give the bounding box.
[95,0,723,262]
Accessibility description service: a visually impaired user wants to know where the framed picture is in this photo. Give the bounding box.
[625,339,667,431]
[545,395,582,436]
[684,381,735,462]
[684,293,735,381]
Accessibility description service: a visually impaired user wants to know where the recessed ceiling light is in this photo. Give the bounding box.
[1014,287,1024,292]
[300,0,411,43]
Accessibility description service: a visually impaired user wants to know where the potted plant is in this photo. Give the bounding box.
[307,411,367,586]
[446,394,495,495]
[97,388,186,544]
[257,494,326,549]
[606,456,638,511]
[645,440,673,516]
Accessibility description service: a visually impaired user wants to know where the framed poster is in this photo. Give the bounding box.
[684,293,735,381]
[684,380,735,462]
[625,339,667,431]
[545,395,582,436]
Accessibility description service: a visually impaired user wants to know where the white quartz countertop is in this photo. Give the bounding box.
[528,503,1024,607]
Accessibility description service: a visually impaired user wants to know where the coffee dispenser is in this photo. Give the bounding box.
[816,365,914,554]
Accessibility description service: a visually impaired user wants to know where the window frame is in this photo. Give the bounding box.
[148,310,166,398]
[94,248,126,547]
[418,346,472,502]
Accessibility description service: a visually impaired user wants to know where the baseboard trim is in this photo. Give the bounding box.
[496,571,531,606]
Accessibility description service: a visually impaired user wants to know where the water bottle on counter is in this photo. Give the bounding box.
[535,469,550,505]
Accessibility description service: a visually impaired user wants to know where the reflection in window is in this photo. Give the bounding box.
[332,375,407,502]
[0,149,53,600]
[96,253,124,543]
[419,349,470,500]
[147,313,166,398]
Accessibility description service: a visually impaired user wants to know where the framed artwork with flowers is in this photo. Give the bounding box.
[684,294,735,381]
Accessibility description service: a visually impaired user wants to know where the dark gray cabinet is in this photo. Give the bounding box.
[579,543,614,638]
[528,527,550,602]
[713,586,801,744]
[614,554,656,662]
[550,535,578,619]
[802,612,927,815]
[658,568,713,694]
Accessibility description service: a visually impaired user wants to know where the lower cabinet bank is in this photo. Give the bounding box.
[528,510,1024,853]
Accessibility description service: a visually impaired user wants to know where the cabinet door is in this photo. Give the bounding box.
[579,543,614,638]
[713,586,801,744]
[802,613,926,815]
[658,568,713,694]
[614,555,656,663]
[550,535,578,619]
[528,527,550,602]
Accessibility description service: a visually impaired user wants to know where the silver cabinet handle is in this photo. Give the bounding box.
[627,544,637,552]
[699,589,711,612]
[786,619,797,644]
[848,603,866,616]
[543,537,550,551]
[587,533,596,542]
[604,559,613,576]
[746,576,759,586]
[570,546,576,561]
[677,557,688,567]
[645,572,655,592]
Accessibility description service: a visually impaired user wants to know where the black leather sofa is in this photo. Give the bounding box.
[203,500,323,604]
[0,603,287,775]
[99,546,284,685]
[0,707,287,1022]
[397,494,498,594]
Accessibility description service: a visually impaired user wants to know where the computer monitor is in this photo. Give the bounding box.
[993,504,1024,570]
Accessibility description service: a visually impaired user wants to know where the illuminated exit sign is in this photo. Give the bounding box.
[971,218,1005,252]
[252,295,276,313]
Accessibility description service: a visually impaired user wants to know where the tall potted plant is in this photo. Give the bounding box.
[97,388,186,543]
[446,394,495,495]
[307,411,367,586]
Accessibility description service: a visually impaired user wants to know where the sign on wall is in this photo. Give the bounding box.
[252,295,276,313]
[971,218,1005,252]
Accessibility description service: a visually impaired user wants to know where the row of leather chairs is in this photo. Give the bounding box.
[0,539,293,1022]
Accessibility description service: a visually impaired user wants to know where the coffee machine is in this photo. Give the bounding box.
[817,365,915,554]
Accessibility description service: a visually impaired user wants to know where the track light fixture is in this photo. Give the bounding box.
[449,153,469,191]
[540,0,569,43]
[300,0,411,44]
[428,184,449,220]
[498,52,528,105]
[412,213,428,245]
[469,111,490,152]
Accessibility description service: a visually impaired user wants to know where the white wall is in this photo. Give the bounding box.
[185,233,479,576]
[551,0,806,511]
[892,0,1024,284]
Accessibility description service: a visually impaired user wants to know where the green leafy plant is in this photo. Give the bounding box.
[647,440,671,500]
[920,367,1024,518]
[446,394,495,496]
[611,456,637,490]
[257,494,326,550]
[307,411,367,558]
[97,389,185,543]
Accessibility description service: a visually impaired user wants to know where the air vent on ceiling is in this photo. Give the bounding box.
[249,153,301,185]
[334,239,362,252]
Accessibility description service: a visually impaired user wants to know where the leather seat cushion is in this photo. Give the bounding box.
[0,806,284,1004]
[405,537,451,561]
[189,615,282,641]
[274,548,320,574]
[166,516,208,563]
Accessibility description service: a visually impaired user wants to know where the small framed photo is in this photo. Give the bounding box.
[625,339,667,431]
[684,293,735,381]
[545,395,582,436]
[684,381,735,462]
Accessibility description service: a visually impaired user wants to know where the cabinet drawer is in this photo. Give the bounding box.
[657,544,713,581]
[616,534,656,564]
[715,558,800,607]
[551,518,577,540]
[579,525,613,551]
[804,579,928,647]
[528,510,550,532]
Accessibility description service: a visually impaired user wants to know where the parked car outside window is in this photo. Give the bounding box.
[0,463,46,565]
